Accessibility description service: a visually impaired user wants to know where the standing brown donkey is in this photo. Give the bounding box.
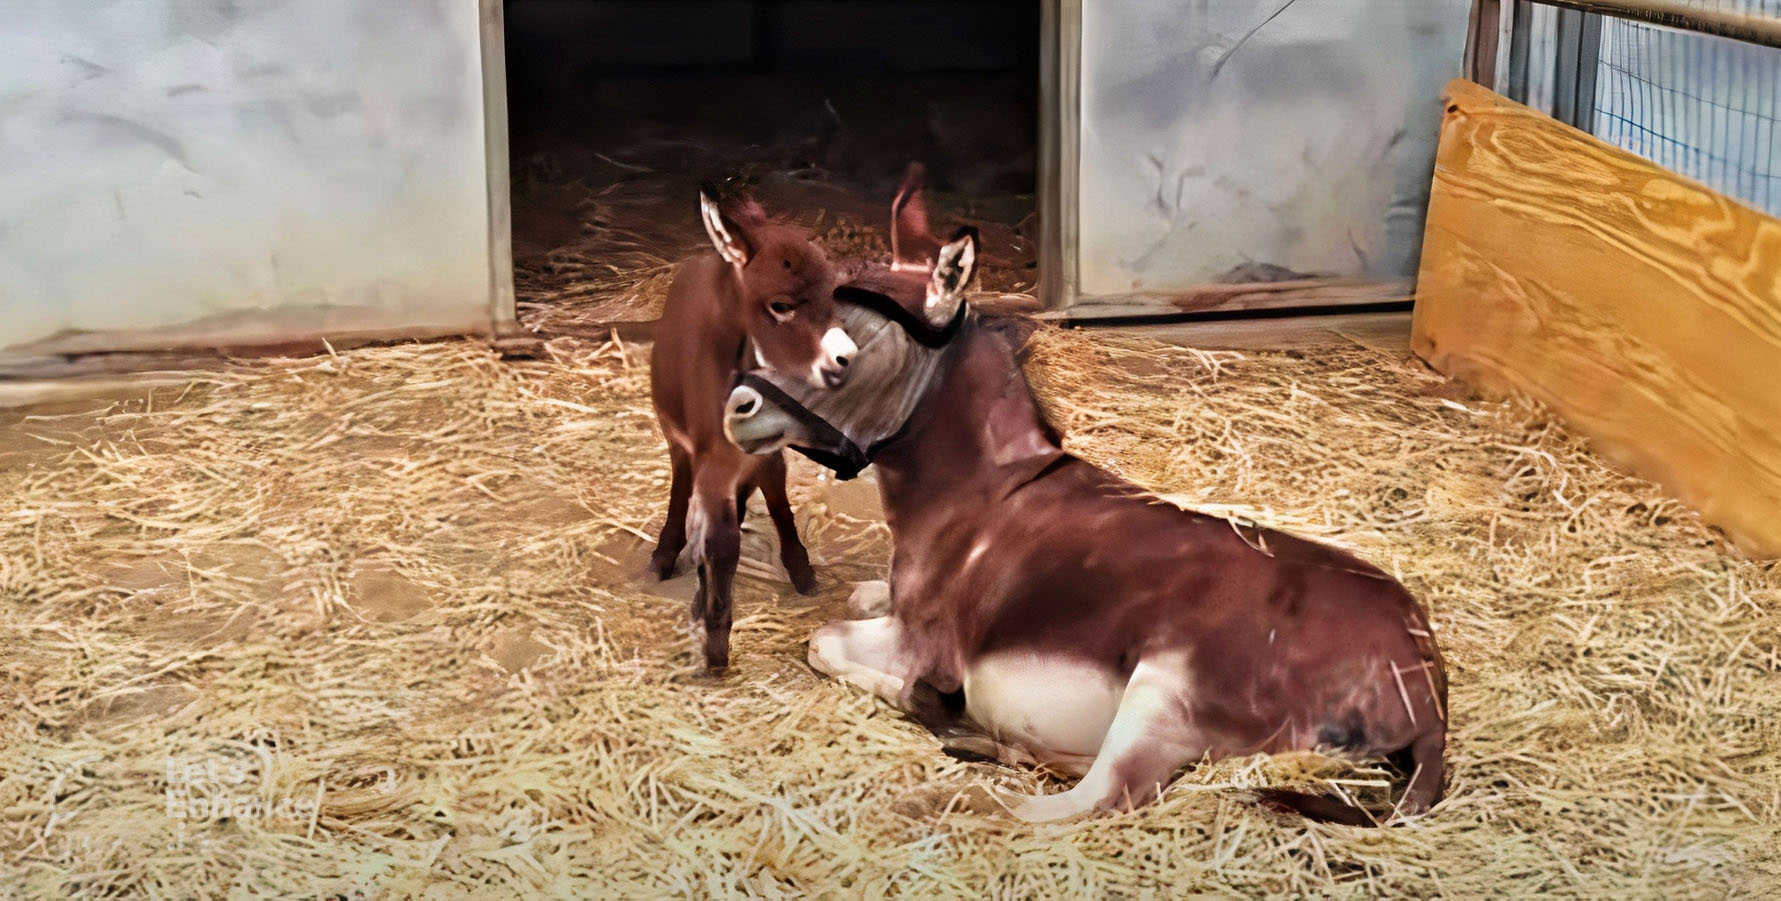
[650,186,857,672]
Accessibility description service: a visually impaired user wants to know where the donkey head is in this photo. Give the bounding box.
[700,186,856,389]
[724,227,979,461]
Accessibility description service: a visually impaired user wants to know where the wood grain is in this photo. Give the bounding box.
[1413,78,1781,556]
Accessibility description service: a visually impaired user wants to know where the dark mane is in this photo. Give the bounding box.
[978,315,1065,448]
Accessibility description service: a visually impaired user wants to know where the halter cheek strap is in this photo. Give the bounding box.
[726,278,965,479]
[732,373,870,481]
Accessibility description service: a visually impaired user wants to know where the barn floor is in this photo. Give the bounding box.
[3,298,1779,896]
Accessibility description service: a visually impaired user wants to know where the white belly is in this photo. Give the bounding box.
[964,652,1125,757]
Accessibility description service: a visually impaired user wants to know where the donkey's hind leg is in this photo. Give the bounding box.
[759,452,817,594]
[1008,652,1204,823]
[650,446,693,580]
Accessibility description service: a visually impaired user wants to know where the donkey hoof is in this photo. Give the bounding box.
[703,633,731,673]
[649,550,679,581]
[787,564,819,595]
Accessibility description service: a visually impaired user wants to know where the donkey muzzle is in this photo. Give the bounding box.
[723,376,868,480]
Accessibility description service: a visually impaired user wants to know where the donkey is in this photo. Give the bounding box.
[649,167,975,671]
[721,235,1449,824]
[888,162,1029,274]
[649,186,857,672]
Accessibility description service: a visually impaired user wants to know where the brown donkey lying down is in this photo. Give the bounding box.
[722,234,1449,824]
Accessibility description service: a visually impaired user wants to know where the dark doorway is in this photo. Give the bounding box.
[503,0,1040,331]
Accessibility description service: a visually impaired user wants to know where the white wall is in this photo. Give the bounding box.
[0,0,496,356]
[1076,0,1470,297]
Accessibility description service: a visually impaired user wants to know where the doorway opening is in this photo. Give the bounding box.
[503,0,1041,331]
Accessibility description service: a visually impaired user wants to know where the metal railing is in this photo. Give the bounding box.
[1466,0,1781,217]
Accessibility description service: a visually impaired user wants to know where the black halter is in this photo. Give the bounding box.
[832,286,965,349]
[729,275,968,478]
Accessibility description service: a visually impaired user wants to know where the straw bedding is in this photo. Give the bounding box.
[2,318,1778,897]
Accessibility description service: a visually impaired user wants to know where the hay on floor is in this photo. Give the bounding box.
[1,321,1777,897]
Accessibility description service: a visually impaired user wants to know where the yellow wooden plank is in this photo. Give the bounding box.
[1412,78,1781,556]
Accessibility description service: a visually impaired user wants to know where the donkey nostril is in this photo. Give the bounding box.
[736,398,758,416]
[834,355,850,368]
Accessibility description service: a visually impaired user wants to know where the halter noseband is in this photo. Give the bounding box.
[732,372,871,480]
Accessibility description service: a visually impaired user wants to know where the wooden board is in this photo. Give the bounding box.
[1413,78,1781,556]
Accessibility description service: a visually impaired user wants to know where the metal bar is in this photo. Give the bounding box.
[1467,0,1506,84]
[1048,299,1416,330]
[479,0,517,331]
[1509,0,1535,103]
[1529,0,1781,50]
[1574,12,1603,132]
[1037,0,1081,311]
[1554,7,1585,124]
[1552,8,1604,129]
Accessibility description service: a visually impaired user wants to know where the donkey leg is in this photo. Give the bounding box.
[1008,652,1204,823]
[735,479,757,526]
[846,580,892,618]
[650,446,693,580]
[690,466,743,672]
[759,452,817,594]
[808,616,919,706]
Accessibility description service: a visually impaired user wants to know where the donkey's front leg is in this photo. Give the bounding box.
[808,616,919,707]
[846,580,893,618]
[1008,651,1205,823]
[689,463,743,672]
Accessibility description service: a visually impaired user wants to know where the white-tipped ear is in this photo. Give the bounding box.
[924,227,978,328]
[700,188,752,267]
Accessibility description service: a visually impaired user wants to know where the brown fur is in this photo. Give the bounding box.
[649,195,844,671]
[730,279,1449,823]
[890,162,1028,272]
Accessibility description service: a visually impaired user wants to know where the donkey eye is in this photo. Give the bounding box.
[769,300,796,315]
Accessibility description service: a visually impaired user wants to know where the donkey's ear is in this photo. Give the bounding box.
[700,185,754,267]
[890,162,936,270]
[924,226,978,328]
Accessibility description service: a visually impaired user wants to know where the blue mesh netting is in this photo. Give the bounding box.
[1592,14,1781,216]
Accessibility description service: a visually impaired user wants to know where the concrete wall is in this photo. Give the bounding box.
[0,0,497,358]
[1076,0,1470,297]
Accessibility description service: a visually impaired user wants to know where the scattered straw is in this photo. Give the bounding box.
[1,321,1776,897]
